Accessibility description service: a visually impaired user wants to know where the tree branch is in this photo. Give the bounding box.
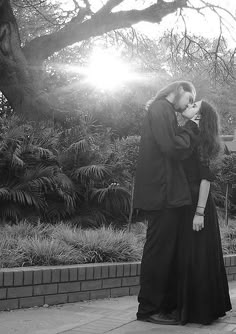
[96,0,124,15]
[23,0,188,65]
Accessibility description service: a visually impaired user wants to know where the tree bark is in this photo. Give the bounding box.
[0,0,188,119]
[0,0,56,120]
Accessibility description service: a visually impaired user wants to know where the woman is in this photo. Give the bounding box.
[177,100,232,325]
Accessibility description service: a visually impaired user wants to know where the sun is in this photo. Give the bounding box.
[85,48,134,91]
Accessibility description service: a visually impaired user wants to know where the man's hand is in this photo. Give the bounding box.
[193,214,204,232]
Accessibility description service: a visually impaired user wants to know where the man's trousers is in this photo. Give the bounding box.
[137,207,184,319]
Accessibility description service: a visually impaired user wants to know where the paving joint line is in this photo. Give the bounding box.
[105,319,136,333]
[58,316,104,334]
[59,316,134,334]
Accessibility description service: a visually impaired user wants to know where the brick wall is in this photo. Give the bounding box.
[0,255,236,312]
[0,262,140,311]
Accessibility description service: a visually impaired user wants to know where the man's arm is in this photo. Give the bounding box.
[149,100,199,160]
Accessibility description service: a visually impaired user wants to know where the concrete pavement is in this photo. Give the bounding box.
[1,281,236,334]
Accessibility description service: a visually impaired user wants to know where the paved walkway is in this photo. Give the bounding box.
[1,281,236,334]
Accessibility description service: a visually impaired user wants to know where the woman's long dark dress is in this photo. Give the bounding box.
[177,148,232,325]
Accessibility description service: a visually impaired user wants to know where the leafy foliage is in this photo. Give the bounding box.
[211,153,236,214]
[0,114,131,225]
[1,219,235,268]
[0,222,142,268]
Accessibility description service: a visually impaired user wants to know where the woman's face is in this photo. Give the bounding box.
[181,100,202,120]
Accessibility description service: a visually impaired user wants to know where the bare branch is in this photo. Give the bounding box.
[199,0,236,23]
[23,0,59,27]
[23,0,188,65]
[167,31,236,83]
[12,0,47,9]
[96,0,124,15]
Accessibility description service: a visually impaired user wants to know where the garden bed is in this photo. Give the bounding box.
[1,219,236,268]
[1,220,236,311]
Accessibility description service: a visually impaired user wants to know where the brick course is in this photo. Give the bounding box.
[4,272,13,287]
[14,271,23,286]
[0,257,235,312]
[24,271,33,285]
[34,284,57,296]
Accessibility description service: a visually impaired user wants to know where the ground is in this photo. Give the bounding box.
[2,281,236,334]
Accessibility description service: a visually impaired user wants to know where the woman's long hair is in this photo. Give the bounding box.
[198,101,222,161]
[146,80,196,110]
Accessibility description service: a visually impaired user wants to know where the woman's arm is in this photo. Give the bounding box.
[196,179,210,213]
[193,179,210,232]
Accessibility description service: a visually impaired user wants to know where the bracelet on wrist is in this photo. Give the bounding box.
[195,211,205,217]
[197,206,205,209]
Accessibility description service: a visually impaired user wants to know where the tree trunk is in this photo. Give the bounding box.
[0,0,63,121]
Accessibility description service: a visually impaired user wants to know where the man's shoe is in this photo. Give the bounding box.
[138,312,179,325]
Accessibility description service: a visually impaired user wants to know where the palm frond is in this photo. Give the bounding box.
[0,204,22,221]
[0,188,10,199]
[73,164,112,182]
[56,188,76,211]
[67,139,89,153]
[5,126,25,142]
[9,190,41,208]
[0,140,11,154]
[11,153,24,168]
[54,173,74,191]
[32,128,61,149]
[23,165,56,181]
[29,145,55,159]
[27,176,56,193]
[69,209,107,227]
[90,186,130,214]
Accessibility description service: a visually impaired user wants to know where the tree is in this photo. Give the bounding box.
[0,0,235,120]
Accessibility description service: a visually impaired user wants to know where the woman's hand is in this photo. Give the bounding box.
[190,113,200,125]
[193,214,204,232]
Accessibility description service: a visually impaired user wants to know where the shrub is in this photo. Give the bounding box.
[1,218,235,268]
[0,115,132,226]
[0,235,24,268]
[1,220,54,239]
[19,237,83,266]
[52,224,142,263]
[0,222,142,268]
[211,153,236,215]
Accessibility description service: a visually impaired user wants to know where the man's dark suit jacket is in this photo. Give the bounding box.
[133,98,199,211]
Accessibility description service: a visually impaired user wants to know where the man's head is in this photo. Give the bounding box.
[156,81,196,112]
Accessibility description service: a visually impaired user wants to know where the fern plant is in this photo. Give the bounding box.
[0,117,76,222]
[0,114,132,226]
[59,114,131,227]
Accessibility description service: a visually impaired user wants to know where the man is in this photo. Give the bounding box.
[134,81,200,325]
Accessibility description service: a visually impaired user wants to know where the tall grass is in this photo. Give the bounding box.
[1,217,236,268]
[0,222,143,268]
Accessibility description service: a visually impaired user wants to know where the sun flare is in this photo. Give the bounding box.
[85,48,135,91]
